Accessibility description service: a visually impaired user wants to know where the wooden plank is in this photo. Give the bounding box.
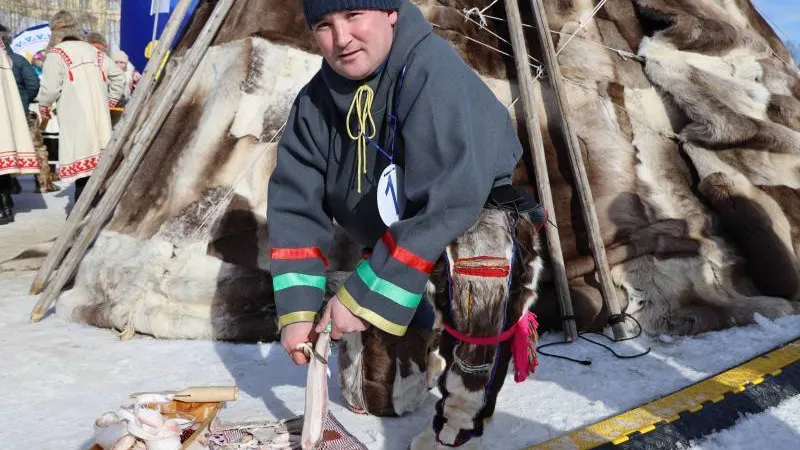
[29,0,237,322]
[528,0,628,339]
[29,0,196,296]
[503,0,577,341]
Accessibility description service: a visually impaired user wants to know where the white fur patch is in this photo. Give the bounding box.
[392,360,430,416]
[438,371,485,446]
[337,332,367,413]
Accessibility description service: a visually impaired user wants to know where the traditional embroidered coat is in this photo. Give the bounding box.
[38,41,124,181]
[0,41,38,176]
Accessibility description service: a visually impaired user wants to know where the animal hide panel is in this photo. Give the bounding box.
[53,0,800,342]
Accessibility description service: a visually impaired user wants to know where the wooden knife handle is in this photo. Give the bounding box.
[172,386,239,403]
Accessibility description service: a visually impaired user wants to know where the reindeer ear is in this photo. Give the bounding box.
[514,215,539,257]
[513,214,543,293]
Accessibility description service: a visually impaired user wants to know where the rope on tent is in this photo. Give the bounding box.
[431,22,544,78]
[452,3,676,143]
[466,11,646,64]
[549,29,645,62]
[554,0,609,56]
[560,76,679,141]
[459,2,543,66]
[190,120,288,240]
[462,0,499,29]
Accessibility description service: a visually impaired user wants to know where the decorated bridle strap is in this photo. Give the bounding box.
[441,320,516,346]
[442,310,540,383]
[453,265,510,277]
[452,256,511,278]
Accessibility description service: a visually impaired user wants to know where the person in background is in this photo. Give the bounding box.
[86,31,108,54]
[31,51,46,77]
[0,25,39,224]
[38,11,124,204]
[0,31,57,195]
[0,33,39,114]
[111,50,141,107]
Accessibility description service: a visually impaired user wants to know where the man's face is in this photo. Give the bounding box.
[311,9,397,81]
[115,60,127,71]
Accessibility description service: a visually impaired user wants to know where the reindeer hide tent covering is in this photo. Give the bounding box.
[53,0,800,341]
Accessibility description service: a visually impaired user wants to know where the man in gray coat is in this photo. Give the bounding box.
[268,2,542,448]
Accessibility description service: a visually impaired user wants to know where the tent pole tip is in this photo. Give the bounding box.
[30,309,45,323]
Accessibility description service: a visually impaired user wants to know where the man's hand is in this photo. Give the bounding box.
[317,294,368,339]
[281,321,318,365]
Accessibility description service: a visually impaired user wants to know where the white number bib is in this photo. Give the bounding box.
[377,164,405,226]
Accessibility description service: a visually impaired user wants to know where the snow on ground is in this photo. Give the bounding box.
[1,177,799,449]
[0,176,70,261]
[689,395,800,449]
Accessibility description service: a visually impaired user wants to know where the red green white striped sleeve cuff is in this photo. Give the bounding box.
[337,232,435,336]
[271,246,330,329]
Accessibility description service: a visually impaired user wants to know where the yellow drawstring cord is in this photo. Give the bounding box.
[345,84,376,194]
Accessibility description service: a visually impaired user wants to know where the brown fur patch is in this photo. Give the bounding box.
[207,194,261,268]
[598,0,646,52]
[634,0,742,55]
[211,265,278,341]
[361,326,433,416]
[698,172,800,299]
[176,0,318,55]
[109,100,205,237]
[767,95,800,131]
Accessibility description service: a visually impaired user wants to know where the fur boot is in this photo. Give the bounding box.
[29,114,57,193]
[410,428,482,450]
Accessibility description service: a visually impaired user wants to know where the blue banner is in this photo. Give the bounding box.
[120,0,198,72]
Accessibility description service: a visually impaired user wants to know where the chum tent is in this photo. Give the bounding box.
[13,0,800,344]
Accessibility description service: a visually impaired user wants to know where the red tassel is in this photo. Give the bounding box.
[68,70,73,82]
[511,311,539,382]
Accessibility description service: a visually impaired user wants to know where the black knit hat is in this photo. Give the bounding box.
[302,0,400,25]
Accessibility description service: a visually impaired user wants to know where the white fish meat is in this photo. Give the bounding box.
[300,330,332,450]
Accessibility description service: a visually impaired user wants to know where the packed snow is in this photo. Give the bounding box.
[1,178,798,449]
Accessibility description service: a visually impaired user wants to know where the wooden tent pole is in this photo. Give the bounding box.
[29,0,195,296]
[503,0,577,342]
[528,0,628,339]
[29,0,237,322]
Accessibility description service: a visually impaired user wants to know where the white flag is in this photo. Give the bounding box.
[11,23,51,61]
[150,0,171,15]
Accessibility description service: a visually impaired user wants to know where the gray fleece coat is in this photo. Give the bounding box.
[267,0,523,336]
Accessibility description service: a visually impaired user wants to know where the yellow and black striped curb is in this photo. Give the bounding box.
[526,338,800,450]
